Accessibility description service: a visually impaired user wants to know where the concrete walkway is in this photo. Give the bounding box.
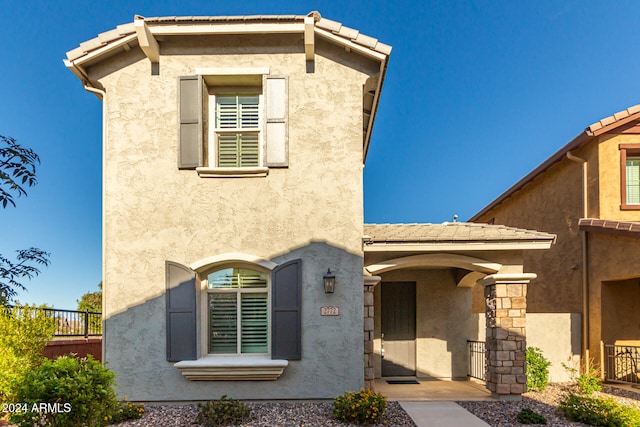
[400,401,491,427]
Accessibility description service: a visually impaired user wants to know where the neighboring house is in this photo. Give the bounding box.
[471,105,640,381]
[64,12,554,401]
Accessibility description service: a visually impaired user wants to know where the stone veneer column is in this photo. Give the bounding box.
[479,273,536,400]
[364,275,381,390]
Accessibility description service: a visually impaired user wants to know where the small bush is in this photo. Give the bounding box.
[577,368,602,396]
[559,392,640,427]
[9,355,118,427]
[517,408,547,424]
[333,388,387,425]
[0,304,55,405]
[526,347,551,392]
[196,395,251,426]
[109,398,145,424]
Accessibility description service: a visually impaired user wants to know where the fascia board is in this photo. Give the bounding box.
[314,27,386,62]
[70,33,138,67]
[363,241,554,252]
[149,22,305,36]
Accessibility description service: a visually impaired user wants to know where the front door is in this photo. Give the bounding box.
[381,282,416,376]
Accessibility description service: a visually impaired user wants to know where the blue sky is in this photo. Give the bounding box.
[2,0,640,309]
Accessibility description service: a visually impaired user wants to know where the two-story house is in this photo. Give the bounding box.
[471,105,640,381]
[64,12,555,401]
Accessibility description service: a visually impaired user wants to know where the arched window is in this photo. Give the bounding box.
[206,267,269,354]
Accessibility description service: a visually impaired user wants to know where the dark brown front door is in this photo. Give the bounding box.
[381,282,416,376]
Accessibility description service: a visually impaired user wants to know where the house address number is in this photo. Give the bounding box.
[321,306,340,316]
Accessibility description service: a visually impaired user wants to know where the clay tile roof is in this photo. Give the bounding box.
[65,11,392,62]
[578,218,640,238]
[363,223,555,244]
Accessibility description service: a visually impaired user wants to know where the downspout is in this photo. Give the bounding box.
[82,82,107,363]
[566,151,590,372]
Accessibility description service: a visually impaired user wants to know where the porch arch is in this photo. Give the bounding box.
[365,253,502,276]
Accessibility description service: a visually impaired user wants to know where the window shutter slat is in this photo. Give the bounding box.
[209,294,238,353]
[241,293,268,353]
[264,75,289,167]
[166,261,197,361]
[271,259,301,360]
[178,76,203,169]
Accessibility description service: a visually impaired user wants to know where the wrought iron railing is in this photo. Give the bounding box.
[603,344,640,386]
[468,340,486,381]
[6,306,102,337]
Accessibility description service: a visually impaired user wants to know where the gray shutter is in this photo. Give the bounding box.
[166,261,197,361]
[271,259,301,360]
[264,75,289,167]
[178,75,203,169]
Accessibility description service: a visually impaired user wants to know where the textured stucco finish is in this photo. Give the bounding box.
[89,34,380,400]
[527,313,581,382]
[373,269,481,379]
[586,232,640,362]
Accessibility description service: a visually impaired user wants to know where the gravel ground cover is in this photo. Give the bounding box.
[111,400,416,427]
[457,383,640,427]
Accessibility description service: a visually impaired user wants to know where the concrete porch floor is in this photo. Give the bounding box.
[374,378,494,401]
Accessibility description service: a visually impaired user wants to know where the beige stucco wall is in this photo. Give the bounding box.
[373,269,480,379]
[597,134,640,220]
[87,35,381,400]
[586,233,640,362]
[527,313,582,382]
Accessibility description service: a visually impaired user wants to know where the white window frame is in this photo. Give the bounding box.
[200,265,271,357]
[195,68,271,178]
[208,90,263,169]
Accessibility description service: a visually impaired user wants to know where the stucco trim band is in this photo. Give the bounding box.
[189,253,278,272]
[174,355,288,380]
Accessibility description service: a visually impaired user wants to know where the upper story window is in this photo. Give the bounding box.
[619,144,640,209]
[177,70,288,177]
[627,157,640,204]
[211,93,261,168]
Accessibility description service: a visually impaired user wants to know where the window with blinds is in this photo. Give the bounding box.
[215,95,260,168]
[627,158,640,204]
[207,267,268,354]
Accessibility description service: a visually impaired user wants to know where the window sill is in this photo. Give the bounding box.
[196,167,268,178]
[173,355,288,380]
[620,204,640,210]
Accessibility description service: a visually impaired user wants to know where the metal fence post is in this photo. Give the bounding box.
[84,309,89,338]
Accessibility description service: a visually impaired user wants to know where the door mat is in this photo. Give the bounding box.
[386,380,419,384]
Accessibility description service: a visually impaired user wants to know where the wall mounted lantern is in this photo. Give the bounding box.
[323,269,335,293]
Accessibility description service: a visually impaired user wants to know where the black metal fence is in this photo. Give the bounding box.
[6,306,102,337]
[468,340,486,381]
[603,344,640,386]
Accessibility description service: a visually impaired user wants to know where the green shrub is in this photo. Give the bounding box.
[109,398,145,424]
[559,392,640,427]
[9,355,118,427]
[516,408,547,424]
[526,347,551,392]
[577,368,602,396]
[195,395,251,426]
[333,388,387,425]
[0,304,55,405]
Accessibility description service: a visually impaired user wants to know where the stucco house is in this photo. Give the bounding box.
[471,105,640,381]
[64,12,555,401]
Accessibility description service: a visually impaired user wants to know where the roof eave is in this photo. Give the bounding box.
[469,130,591,222]
[363,240,555,252]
